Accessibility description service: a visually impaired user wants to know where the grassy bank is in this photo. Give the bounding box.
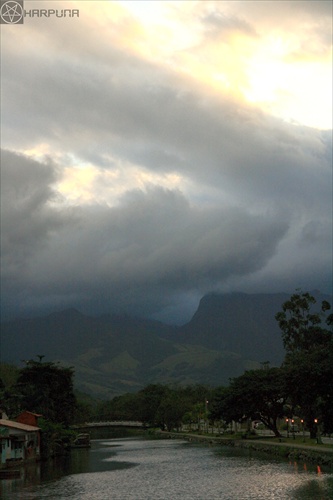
[156,431,333,468]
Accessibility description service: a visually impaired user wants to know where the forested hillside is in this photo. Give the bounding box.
[1,291,330,398]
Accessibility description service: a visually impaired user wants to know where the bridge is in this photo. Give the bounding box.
[71,421,147,431]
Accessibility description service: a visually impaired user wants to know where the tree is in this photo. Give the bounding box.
[136,384,170,428]
[0,363,21,417]
[209,386,229,422]
[14,357,77,427]
[98,393,141,422]
[275,291,333,437]
[211,368,287,437]
[275,291,332,353]
[0,363,19,388]
[155,392,189,431]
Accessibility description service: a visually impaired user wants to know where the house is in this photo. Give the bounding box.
[0,419,41,467]
[16,411,42,427]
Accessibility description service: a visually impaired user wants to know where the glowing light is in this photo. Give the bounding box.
[55,162,185,207]
[113,3,332,130]
[243,38,332,129]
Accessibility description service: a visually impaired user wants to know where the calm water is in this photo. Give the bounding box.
[2,438,333,499]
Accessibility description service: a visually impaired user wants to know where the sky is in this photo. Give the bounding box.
[1,0,332,324]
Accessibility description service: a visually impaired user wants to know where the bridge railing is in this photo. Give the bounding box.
[72,421,145,428]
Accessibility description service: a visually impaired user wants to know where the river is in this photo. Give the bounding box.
[1,437,333,499]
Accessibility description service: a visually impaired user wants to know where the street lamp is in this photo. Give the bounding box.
[314,418,322,444]
[205,400,209,433]
[301,419,305,442]
[286,418,289,438]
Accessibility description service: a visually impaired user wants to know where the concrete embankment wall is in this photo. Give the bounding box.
[158,432,333,468]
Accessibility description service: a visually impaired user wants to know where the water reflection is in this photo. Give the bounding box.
[1,438,333,500]
[291,478,333,500]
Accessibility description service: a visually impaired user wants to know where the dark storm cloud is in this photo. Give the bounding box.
[0,1,332,321]
[1,149,291,320]
[1,150,62,262]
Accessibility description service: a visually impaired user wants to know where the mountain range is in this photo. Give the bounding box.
[1,291,331,399]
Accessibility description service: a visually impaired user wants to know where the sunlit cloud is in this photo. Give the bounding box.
[242,36,332,129]
[1,1,332,321]
[114,0,332,130]
[56,161,186,207]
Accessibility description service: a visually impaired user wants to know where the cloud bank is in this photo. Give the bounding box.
[0,1,332,323]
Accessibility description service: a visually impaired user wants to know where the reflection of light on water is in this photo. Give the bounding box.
[2,439,333,499]
[290,460,324,478]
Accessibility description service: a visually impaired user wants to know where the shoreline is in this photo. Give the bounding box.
[157,431,333,467]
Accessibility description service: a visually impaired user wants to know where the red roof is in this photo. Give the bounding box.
[18,411,42,417]
[0,419,40,432]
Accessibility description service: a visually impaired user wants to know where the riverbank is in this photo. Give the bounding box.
[157,431,333,467]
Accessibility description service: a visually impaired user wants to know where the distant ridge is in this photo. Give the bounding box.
[1,291,331,399]
[177,290,332,361]
[177,292,290,363]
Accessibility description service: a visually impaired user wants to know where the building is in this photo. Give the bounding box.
[0,419,41,467]
[16,411,42,427]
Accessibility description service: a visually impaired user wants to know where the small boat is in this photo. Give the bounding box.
[71,433,91,448]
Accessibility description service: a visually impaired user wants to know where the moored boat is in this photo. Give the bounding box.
[71,433,91,448]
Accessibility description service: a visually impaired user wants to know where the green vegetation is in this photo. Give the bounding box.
[0,291,332,452]
[92,291,333,443]
[276,291,333,438]
[0,363,19,416]
[14,358,76,426]
[209,367,287,437]
[97,384,214,432]
[1,292,292,399]
[0,357,80,458]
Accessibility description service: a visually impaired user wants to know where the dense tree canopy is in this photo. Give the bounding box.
[275,291,332,353]
[14,358,77,427]
[210,368,287,437]
[0,364,20,417]
[97,384,212,431]
[275,291,333,436]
